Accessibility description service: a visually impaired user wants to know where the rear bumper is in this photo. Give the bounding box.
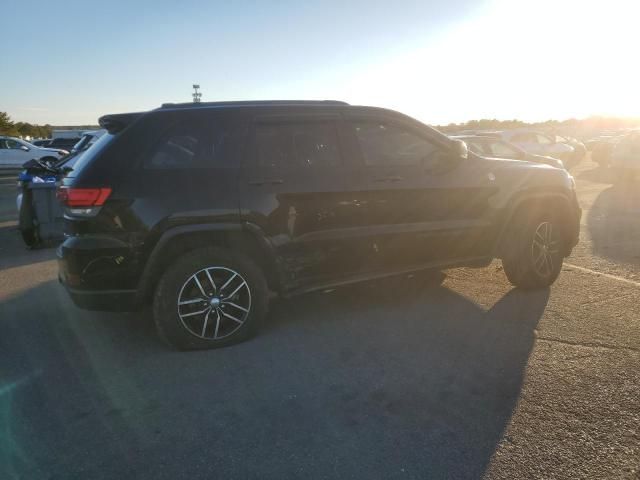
[59,275,139,312]
[57,235,143,312]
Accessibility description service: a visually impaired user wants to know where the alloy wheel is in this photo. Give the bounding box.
[531,221,560,278]
[177,267,251,340]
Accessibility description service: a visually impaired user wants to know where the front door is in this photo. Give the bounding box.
[0,139,30,164]
[343,116,497,271]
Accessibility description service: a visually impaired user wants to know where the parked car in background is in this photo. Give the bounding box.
[452,135,564,169]
[57,100,581,350]
[48,137,81,152]
[499,130,577,168]
[0,137,67,166]
[31,139,52,147]
[554,135,586,165]
[610,131,640,179]
[586,135,622,167]
[69,130,107,155]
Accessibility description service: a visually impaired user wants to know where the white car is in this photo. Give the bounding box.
[0,136,68,167]
[498,130,576,167]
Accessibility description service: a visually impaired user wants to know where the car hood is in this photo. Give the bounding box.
[524,153,565,169]
[39,147,67,154]
[471,153,574,196]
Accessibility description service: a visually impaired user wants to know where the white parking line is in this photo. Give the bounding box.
[564,262,640,288]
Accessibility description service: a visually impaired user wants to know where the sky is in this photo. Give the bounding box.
[3,0,639,126]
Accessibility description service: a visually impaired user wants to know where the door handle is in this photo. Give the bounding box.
[247,178,284,186]
[373,175,403,183]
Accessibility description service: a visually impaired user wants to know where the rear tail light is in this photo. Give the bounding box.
[57,187,112,207]
[57,187,112,217]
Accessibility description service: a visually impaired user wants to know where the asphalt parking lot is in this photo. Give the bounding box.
[1,157,639,479]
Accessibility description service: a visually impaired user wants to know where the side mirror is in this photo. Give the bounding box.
[20,145,29,152]
[451,139,468,160]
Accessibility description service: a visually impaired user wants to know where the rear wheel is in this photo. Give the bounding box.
[502,211,565,289]
[153,247,269,350]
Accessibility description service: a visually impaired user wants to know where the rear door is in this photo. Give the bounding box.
[137,111,244,237]
[238,114,363,287]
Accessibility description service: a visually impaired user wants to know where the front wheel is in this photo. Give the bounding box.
[502,212,565,289]
[153,247,269,350]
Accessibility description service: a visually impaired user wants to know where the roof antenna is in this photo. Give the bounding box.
[192,84,202,103]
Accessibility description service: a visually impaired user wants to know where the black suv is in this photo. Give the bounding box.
[57,101,581,350]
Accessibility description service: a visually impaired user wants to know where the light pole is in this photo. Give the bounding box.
[192,84,202,103]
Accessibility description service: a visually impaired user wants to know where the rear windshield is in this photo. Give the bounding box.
[65,133,115,176]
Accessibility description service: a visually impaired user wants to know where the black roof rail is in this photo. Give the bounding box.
[158,100,349,109]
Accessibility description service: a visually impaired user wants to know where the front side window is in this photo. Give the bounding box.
[255,122,340,168]
[488,140,520,157]
[353,121,438,166]
[536,134,552,145]
[465,139,486,156]
[6,139,24,149]
[510,133,534,143]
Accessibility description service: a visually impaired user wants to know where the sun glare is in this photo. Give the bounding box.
[341,0,640,124]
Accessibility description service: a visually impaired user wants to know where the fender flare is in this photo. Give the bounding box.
[492,191,573,257]
[135,222,282,303]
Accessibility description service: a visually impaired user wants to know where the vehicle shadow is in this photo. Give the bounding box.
[587,182,640,268]
[1,275,549,479]
[0,221,63,270]
[575,163,614,184]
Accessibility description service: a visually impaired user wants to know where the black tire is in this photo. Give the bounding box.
[501,210,565,289]
[18,189,40,248]
[153,247,269,350]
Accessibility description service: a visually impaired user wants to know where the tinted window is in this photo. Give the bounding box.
[147,134,200,168]
[536,134,552,145]
[488,140,520,157]
[464,139,486,155]
[510,133,534,143]
[145,122,241,170]
[255,122,340,168]
[354,121,438,166]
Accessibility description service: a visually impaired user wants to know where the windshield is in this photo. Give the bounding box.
[71,134,92,152]
[19,139,38,149]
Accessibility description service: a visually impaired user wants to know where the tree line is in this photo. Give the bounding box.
[0,112,52,139]
[436,116,640,135]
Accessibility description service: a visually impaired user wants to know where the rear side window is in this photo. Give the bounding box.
[255,122,341,168]
[147,134,200,168]
[144,122,243,169]
[353,121,438,166]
